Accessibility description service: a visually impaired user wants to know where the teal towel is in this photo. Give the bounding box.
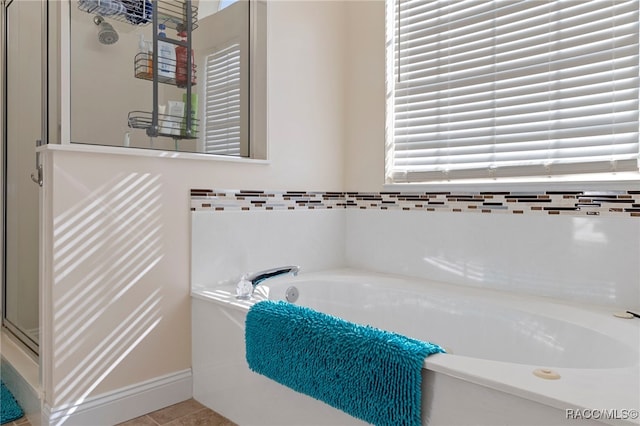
[245,300,445,426]
[1,381,24,424]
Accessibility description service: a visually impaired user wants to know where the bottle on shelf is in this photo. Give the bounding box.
[157,23,176,80]
[182,92,198,136]
[175,31,196,88]
[146,40,153,76]
[136,33,152,78]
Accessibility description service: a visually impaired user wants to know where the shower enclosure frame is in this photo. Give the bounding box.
[1,0,50,358]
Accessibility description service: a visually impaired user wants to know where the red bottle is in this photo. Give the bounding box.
[175,31,196,87]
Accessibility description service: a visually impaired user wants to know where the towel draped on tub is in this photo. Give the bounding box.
[245,300,445,426]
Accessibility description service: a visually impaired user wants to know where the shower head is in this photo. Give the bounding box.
[93,15,119,45]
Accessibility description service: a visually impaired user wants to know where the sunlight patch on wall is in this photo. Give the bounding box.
[50,172,165,412]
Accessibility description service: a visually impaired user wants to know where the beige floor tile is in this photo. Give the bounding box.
[116,414,159,426]
[164,408,237,426]
[147,399,207,424]
[9,399,234,426]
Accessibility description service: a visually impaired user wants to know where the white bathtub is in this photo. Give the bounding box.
[191,269,640,426]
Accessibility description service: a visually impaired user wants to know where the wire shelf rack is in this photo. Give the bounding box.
[134,52,197,86]
[78,0,198,30]
[128,110,199,139]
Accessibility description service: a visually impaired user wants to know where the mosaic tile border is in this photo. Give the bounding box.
[190,189,640,218]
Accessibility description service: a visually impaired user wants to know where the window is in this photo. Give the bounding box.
[202,43,242,155]
[386,0,640,183]
[219,0,239,12]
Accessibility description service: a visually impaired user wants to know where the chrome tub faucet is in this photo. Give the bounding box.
[236,265,300,299]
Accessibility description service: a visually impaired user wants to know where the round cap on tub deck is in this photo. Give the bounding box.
[285,286,299,303]
[533,368,561,380]
[613,311,635,319]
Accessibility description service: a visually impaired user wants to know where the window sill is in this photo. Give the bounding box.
[384,172,640,193]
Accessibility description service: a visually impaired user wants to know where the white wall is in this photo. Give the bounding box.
[191,209,346,290]
[190,195,640,312]
[41,0,346,410]
[345,210,640,310]
[344,0,385,191]
[267,1,345,186]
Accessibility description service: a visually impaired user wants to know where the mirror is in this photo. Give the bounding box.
[68,0,265,157]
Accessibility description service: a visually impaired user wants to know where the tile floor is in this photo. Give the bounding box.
[4,399,236,426]
[117,399,236,426]
[3,415,30,426]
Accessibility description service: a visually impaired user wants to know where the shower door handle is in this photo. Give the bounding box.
[30,165,42,187]
[30,139,43,187]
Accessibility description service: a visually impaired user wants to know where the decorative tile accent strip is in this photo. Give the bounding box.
[190,189,640,218]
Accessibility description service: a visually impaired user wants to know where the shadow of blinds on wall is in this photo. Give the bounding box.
[203,43,241,155]
[387,0,640,182]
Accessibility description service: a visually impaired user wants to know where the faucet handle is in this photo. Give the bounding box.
[235,275,253,300]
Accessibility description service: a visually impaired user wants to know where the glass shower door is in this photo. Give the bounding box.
[2,0,42,354]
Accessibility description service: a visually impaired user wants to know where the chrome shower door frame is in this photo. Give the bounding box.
[1,0,50,357]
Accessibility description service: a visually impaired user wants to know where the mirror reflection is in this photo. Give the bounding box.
[70,0,259,156]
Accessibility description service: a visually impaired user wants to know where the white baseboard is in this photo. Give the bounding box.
[42,369,192,426]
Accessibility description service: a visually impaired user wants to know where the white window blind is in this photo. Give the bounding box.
[387,0,640,182]
[203,43,241,155]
